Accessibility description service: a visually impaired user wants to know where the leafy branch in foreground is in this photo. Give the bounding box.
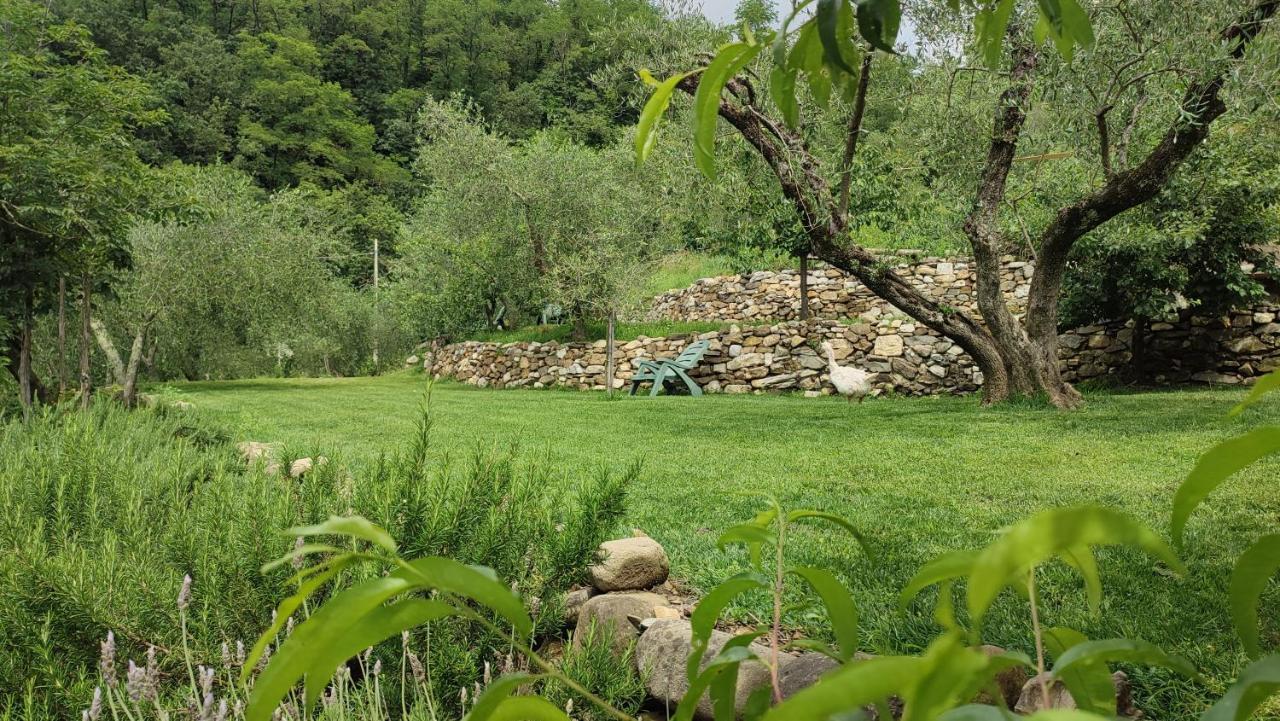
[241,516,629,721]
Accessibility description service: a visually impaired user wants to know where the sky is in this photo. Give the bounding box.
[698,0,749,24]
[696,0,921,51]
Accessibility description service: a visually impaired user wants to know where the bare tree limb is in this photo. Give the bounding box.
[837,52,874,220]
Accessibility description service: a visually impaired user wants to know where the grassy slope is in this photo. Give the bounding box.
[172,374,1280,717]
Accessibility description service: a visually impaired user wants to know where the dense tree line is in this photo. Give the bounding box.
[3,0,1278,413]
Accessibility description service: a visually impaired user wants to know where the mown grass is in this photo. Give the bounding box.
[639,251,737,299]
[468,320,729,344]
[172,374,1280,719]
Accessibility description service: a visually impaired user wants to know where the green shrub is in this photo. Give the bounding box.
[0,396,634,718]
[541,623,648,720]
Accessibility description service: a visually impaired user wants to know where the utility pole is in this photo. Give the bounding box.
[372,236,379,372]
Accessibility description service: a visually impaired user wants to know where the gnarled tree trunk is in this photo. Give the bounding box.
[677,2,1276,407]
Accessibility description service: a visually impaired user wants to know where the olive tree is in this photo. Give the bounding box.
[395,98,675,341]
[638,0,1279,407]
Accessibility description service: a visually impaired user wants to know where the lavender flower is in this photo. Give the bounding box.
[235,640,246,667]
[125,660,146,702]
[99,632,117,688]
[285,616,294,636]
[291,537,305,570]
[483,661,492,685]
[200,665,215,696]
[178,574,192,612]
[199,692,215,721]
[214,700,228,721]
[256,645,271,674]
[221,642,231,670]
[371,659,382,677]
[87,687,102,721]
[407,651,426,685]
[144,646,159,700]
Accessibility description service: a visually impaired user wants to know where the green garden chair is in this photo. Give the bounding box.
[628,339,711,397]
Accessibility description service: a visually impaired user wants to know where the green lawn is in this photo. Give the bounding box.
[170,374,1279,718]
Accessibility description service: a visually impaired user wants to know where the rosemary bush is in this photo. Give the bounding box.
[0,399,632,719]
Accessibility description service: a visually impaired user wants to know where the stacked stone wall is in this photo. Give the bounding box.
[419,256,1280,395]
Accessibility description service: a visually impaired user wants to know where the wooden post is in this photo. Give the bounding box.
[79,272,92,410]
[58,275,67,396]
[798,253,810,321]
[605,310,616,398]
[372,235,380,372]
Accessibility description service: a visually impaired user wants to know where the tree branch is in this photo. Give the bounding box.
[673,74,1010,396]
[1024,0,1280,345]
[837,52,874,220]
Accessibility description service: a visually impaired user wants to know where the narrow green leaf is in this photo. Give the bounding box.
[1202,654,1280,721]
[487,696,572,721]
[1052,638,1197,681]
[711,633,764,721]
[242,554,357,683]
[939,704,1018,721]
[246,574,416,721]
[1060,545,1102,617]
[465,673,543,721]
[635,70,690,166]
[677,646,757,721]
[966,506,1184,637]
[288,515,397,553]
[905,633,992,721]
[770,67,800,128]
[788,567,859,661]
[261,543,345,573]
[772,0,818,67]
[816,0,857,74]
[1043,627,1117,716]
[1231,534,1280,658]
[1172,427,1280,546]
[974,0,1016,68]
[1058,0,1094,51]
[788,510,876,562]
[688,573,768,681]
[1231,371,1280,416]
[397,557,533,638]
[899,549,978,612]
[718,523,775,569]
[855,0,901,53]
[761,656,922,720]
[303,599,456,708]
[693,42,763,180]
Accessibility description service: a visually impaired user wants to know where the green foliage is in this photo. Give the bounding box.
[394,97,682,340]
[0,392,633,718]
[1060,128,1280,330]
[541,623,648,720]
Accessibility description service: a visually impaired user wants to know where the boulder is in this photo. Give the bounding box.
[563,587,595,624]
[971,645,1027,708]
[778,652,839,699]
[237,441,279,465]
[1014,670,1135,717]
[289,456,326,478]
[575,592,673,655]
[636,619,773,719]
[589,537,670,592]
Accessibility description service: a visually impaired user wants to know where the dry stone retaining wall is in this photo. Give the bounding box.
[421,255,1280,395]
[644,255,1034,324]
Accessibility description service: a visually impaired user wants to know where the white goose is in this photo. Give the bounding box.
[820,341,872,404]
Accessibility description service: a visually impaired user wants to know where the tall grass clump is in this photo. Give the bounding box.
[0,397,634,719]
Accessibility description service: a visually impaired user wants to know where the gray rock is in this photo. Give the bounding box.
[575,592,672,655]
[778,652,840,699]
[237,441,279,465]
[563,587,596,624]
[589,537,670,592]
[636,619,773,719]
[1015,670,1135,716]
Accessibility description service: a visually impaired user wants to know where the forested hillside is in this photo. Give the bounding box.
[3,0,1278,410]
